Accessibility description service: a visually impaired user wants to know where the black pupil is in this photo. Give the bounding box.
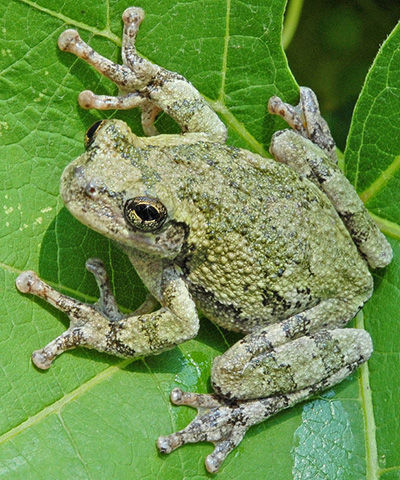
[86,121,102,142]
[135,204,160,222]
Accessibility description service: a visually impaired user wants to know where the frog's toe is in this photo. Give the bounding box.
[170,388,222,408]
[205,430,246,473]
[16,270,46,295]
[32,348,53,370]
[157,432,184,454]
[158,425,245,473]
[158,389,248,472]
[78,90,96,109]
[57,29,80,51]
[122,6,145,26]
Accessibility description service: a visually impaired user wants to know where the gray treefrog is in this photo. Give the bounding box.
[16,7,392,473]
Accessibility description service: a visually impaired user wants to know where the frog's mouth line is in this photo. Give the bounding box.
[63,190,186,259]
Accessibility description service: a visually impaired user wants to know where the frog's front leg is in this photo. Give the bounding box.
[158,296,373,472]
[268,87,337,163]
[16,259,199,369]
[58,7,227,141]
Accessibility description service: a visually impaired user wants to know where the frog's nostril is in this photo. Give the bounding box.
[84,181,98,198]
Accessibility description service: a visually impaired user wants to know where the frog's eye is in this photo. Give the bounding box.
[124,197,168,232]
[84,120,105,149]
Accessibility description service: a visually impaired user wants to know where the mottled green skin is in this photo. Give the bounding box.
[62,120,371,334]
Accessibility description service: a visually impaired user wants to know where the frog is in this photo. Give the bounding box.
[16,6,392,473]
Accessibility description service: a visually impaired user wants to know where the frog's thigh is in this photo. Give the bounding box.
[211,297,372,400]
[212,327,371,401]
[270,130,392,269]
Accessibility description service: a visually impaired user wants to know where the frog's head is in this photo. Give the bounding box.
[60,119,188,258]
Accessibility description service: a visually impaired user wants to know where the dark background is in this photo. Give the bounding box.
[286,0,400,149]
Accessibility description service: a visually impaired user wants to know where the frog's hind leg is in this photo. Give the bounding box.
[158,296,372,472]
[58,7,227,141]
[158,333,371,473]
[268,88,392,269]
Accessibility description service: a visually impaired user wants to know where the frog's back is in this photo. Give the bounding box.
[157,142,372,333]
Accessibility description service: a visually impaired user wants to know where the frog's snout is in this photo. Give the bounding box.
[59,161,87,206]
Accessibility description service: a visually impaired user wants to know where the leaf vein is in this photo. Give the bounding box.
[218,0,231,103]
[356,312,379,480]
[379,465,400,475]
[369,213,400,240]
[58,414,93,479]
[142,358,186,476]
[0,358,134,447]
[360,154,400,203]
[18,0,121,45]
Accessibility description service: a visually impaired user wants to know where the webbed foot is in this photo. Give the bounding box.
[157,388,252,473]
[158,355,367,472]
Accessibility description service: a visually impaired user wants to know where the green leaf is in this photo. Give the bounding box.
[0,1,398,479]
[345,20,400,236]
[344,20,400,479]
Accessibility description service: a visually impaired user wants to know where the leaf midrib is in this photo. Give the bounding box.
[360,154,400,203]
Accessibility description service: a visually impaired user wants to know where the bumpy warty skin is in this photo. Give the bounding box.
[61,120,373,335]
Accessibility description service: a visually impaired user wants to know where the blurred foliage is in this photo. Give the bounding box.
[286,0,400,149]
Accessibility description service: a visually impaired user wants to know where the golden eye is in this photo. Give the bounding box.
[124,197,168,232]
[84,120,105,149]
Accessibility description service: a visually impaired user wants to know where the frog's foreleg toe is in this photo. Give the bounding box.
[85,258,123,321]
[31,327,89,370]
[121,7,145,45]
[157,388,249,473]
[58,29,138,92]
[78,87,160,136]
[16,259,125,368]
[16,269,92,369]
[16,269,90,317]
[140,103,162,136]
[268,87,337,163]
[78,90,145,111]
